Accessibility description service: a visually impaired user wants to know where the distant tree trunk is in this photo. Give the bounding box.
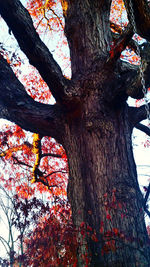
[63,100,150,266]
[9,248,15,267]
[19,235,24,267]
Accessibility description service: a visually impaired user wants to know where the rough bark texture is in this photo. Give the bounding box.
[61,69,150,266]
[0,0,150,266]
[65,110,149,266]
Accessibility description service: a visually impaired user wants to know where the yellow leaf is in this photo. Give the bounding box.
[61,0,68,16]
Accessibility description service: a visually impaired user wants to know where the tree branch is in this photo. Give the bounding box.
[34,170,67,191]
[43,170,67,180]
[12,156,32,169]
[110,22,141,55]
[104,60,141,104]
[143,183,150,210]
[116,52,150,100]
[135,123,150,136]
[128,104,150,126]
[0,0,70,103]
[0,236,10,254]
[124,0,150,41]
[41,153,62,158]
[109,24,133,61]
[0,56,66,142]
[144,208,150,218]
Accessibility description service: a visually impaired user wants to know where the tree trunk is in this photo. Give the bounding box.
[60,2,150,266]
[63,97,150,266]
[10,248,15,267]
[0,0,150,266]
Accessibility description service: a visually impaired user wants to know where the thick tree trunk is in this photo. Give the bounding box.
[60,2,150,265]
[63,97,150,266]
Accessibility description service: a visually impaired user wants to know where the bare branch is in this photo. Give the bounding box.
[145,208,150,218]
[0,56,66,142]
[12,156,32,169]
[129,104,150,126]
[44,170,67,180]
[0,236,10,254]
[34,177,58,192]
[110,22,141,55]
[135,123,150,136]
[48,7,64,30]
[33,170,67,191]
[0,0,70,103]
[143,183,150,210]
[41,153,63,158]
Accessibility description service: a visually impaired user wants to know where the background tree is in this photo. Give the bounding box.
[0,187,16,267]
[0,185,53,267]
[0,0,150,266]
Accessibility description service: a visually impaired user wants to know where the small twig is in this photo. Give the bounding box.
[41,153,62,158]
[35,17,44,30]
[12,155,32,168]
[36,177,58,188]
[42,8,52,31]
[48,7,64,30]
[44,170,67,180]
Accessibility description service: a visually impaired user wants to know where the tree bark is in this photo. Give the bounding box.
[63,0,112,77]
[61,1,150,266]
[62,85,150,266]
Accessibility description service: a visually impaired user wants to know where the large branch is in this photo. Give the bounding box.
[105,39,150,103]
[128,104,150,126]
[104,60,142,104]
[124,0,150,41]
[118,61,143,99]
[0,0,70,104]
[135,123,150,136]
[0,56,66,143]
[114,50,150,100]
